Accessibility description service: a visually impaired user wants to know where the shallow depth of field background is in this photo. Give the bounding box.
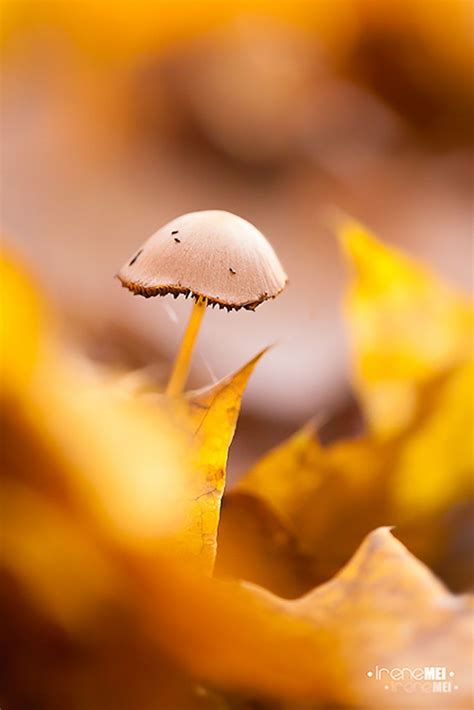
[2,0,473,474]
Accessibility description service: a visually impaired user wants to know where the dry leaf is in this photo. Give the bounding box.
[224,424,391,586]
[339,221,473,437]
[391,359,474,519]
[216,490,313,597]
[222,225,473,590]
[235,419,323,528]
[160,351,265,572]
[240,528,473,708]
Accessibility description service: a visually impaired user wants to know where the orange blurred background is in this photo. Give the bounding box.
[2,0,473,474]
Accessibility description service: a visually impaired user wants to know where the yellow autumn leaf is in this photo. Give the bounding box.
[2,480,122,630]
[0,249,46,393]
[226,369,473,590]
[216,489,312,597]
[1,470,344,706]
[2,250,266,572]
[1,251,186,555]
[225,424,390,586]
[160,351,266,572]
[217,420,324,594]
[5,460,471,707]
[235,418,323,528]
[225,226,473,584]
[2,479,228,709]
[339,220,473,437]
[392,358,474,519]
[0,252,188,553]
[241,528,473,707]
[339,221,474,523]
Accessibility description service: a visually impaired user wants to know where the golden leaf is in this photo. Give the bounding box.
[216,490,313,597]
[225,423,390,586]
[339,221,473,437]
[240,528,473,707]
[217,421,323,593]
[225,222,474,586]
[391,358,474,520]
[0,249,45,393]
[235,419,323,527]
[1,252,188,554]
[227,371,473,590]
[1,251,263,575]
[162,351,266,572]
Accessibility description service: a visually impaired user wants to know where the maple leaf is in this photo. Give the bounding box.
[160,352,265,572]
[339,220,473,437]
[339,221,473,575]
[259,528,474,707]
[148,529,474,708]
[221,223,473,591]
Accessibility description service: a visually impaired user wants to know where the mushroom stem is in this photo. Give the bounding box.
[166,295,207,396]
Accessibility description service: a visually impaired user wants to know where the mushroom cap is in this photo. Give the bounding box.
[117,210,287,310]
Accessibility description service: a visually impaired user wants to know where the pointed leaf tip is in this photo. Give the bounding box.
[186,346,268,403]
[167,348,268,572]
[338,219,377,256]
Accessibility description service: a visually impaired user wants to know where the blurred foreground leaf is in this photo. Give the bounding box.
[243,528,473,707]
[2,232,473,709]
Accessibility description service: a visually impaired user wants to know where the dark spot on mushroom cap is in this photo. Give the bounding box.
[129,249,143,266]
[171,230,179,235]
[174,237,181,243]
[229,267,236,275]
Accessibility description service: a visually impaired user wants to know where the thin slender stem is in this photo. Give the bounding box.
[166,295,207,396]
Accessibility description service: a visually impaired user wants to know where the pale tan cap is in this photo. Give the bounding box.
[117,210,287,310]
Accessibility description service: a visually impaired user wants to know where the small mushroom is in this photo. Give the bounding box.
[117,210,287,396]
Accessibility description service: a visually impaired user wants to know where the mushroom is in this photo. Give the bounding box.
[117,210,287,396]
